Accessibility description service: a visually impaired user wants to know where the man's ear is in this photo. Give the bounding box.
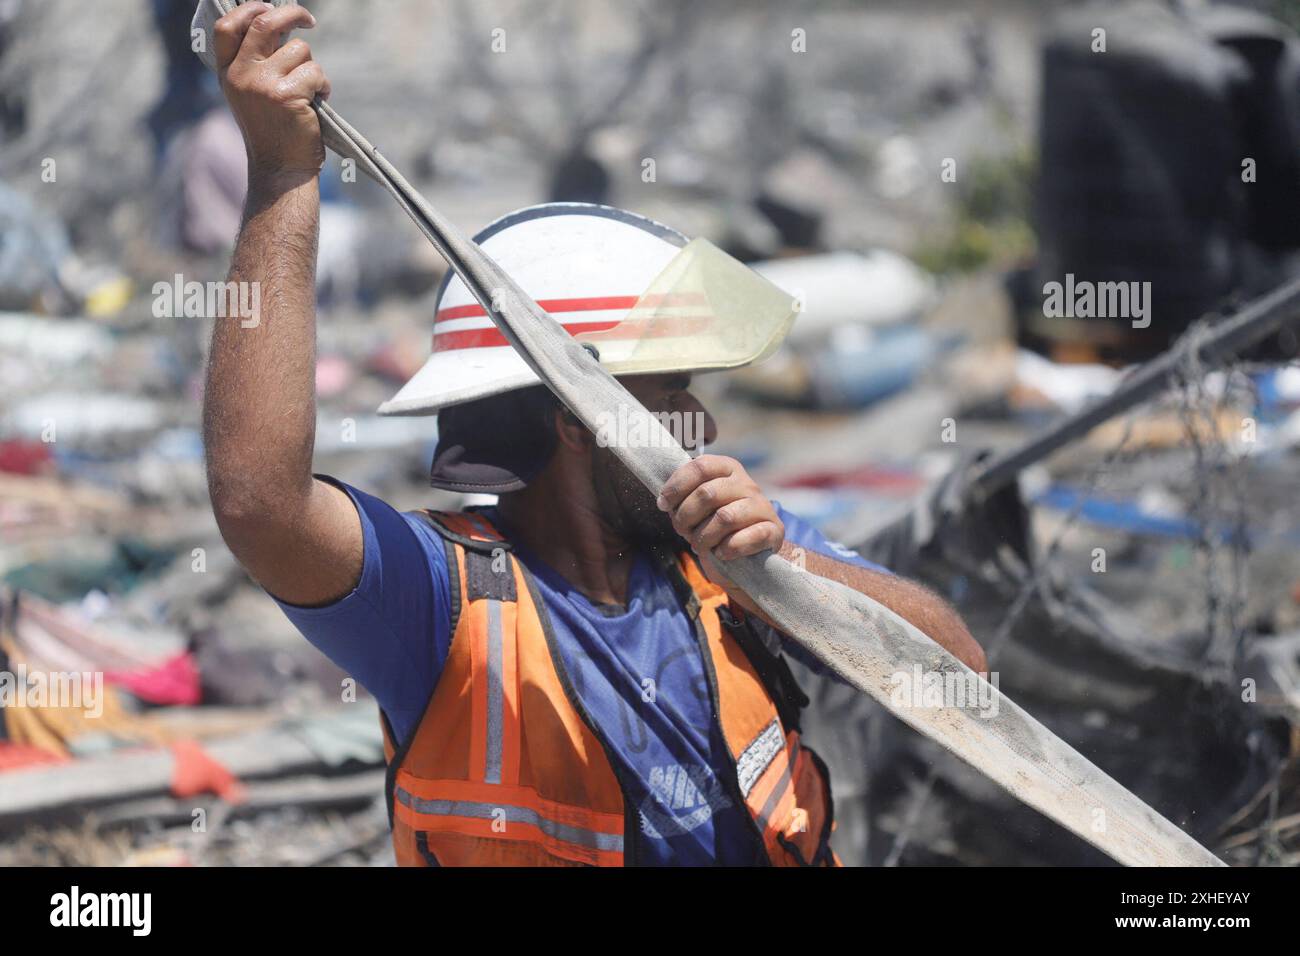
[552,405,592,453]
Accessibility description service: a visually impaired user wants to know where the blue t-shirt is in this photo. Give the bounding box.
[275,480,886,865]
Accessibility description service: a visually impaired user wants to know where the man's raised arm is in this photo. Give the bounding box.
[202,1,360,607]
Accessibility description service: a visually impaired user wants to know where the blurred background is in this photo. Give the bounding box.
[2,0,1300,866]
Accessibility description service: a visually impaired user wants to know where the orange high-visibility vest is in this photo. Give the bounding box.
[381,510,839,867]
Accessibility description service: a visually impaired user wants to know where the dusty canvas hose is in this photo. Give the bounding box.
[195,0,1223,866]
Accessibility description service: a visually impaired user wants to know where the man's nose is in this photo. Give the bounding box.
[679,392,718,449]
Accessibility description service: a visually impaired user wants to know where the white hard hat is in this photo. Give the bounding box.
[377,202,794,416]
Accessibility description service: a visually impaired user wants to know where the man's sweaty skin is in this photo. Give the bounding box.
[201,3,988,674]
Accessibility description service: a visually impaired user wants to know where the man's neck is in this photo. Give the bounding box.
[495,475,638,607]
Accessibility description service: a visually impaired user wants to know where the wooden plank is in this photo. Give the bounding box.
[0,726,383,828]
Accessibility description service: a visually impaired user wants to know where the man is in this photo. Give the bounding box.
[203,2,986,866]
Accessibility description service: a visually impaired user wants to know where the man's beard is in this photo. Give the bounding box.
[591,444,683,547]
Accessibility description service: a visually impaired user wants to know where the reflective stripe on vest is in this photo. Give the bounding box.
[474,597,515,785]
[393,778,625,866]
[396,792,625,853]
[737,718,785,798]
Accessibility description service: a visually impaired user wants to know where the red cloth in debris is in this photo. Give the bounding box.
[778,464,925,493]
[0,439,53,476]
[169,739,246,803]
[0,741,69,772]
[104,652,201,706]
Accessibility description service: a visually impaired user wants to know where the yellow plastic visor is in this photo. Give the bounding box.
[576,238,796,374]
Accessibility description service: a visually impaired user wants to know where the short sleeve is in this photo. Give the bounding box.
[272,478,453,746]
[768,501,890,680]
[773,501,890,574]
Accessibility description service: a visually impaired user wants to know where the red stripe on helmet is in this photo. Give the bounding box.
[435,296,642,324]
[432,293,713,352]
[434,320,622,352]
